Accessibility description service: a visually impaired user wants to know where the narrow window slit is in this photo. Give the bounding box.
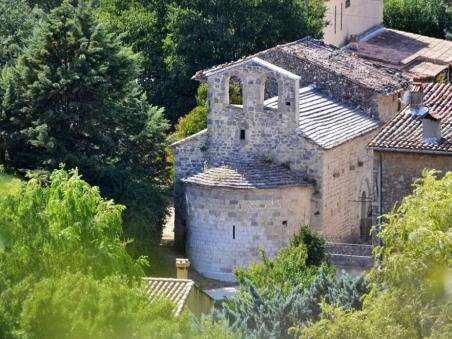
[232,225,236,239]
[240,130,246,140]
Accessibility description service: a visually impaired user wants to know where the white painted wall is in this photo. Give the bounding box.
[323,0,383,47]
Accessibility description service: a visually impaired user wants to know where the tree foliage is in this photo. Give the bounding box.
[0,0,39,68]
[299,171,452,338]
[96,0,326,124]
[218,268,367,339]
[0,169,145,337]
[0,0,171,250]
[19,273,189,339]
[384,0,452,39]
[0,169,145,283]
[0,169,236,338]
[172,84,208,141]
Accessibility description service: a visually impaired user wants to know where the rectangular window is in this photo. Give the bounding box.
[345,0,351,8]
[232,226,236,239]
[282,221,288,227]
[341,3,343,31]
[334,6,337,34]
[240,129,246,140]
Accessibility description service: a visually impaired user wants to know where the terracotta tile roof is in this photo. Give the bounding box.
[369,83,452,153]
[183,162,311,189]
[144,278,194,316]
[354,29,452,79]
[193,37,408,94]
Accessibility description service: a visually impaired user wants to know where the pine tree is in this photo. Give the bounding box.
[1,0,170,251]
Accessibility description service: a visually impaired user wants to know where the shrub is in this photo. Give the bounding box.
[290,225,325,266]
[218,268,367,339]
[234,226,329,296]
[300,171,452,338]
[234,244,327,297]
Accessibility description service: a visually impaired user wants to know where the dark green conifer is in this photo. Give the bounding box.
[1,0,170,252]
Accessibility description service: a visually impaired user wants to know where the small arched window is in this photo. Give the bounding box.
[264,77,278,110]
[228,76,243,107]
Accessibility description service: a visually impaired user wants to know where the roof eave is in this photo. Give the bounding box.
[370,146,452,156]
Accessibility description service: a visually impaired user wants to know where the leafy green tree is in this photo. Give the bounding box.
[163,0,325,123]
[97,0,325,124]
[171,84,208,140]
[0,169,237,339]
[300,171,452,338]
[234,244,326,297]
[1,0,170,251]
[384,0,452,39]
[290,225,325,266]
[96,0,170,122]
[0,168,145,338]
[19,273,191,339]
[0,169,145,284]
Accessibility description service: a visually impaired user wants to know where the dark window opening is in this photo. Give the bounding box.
[334,6,337,34]
[232,225,236,239]
[285,101,291,106]
[240,129,246,140]
[282,220,288,227]
[345,0,351,8]
[340,3,343,30]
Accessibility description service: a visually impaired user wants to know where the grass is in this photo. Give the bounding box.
[0,173,22,250]
[0,173,22,196]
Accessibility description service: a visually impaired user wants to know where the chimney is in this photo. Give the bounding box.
[176,258,190,279]
[421,115,442,145]
[408,83,424,107]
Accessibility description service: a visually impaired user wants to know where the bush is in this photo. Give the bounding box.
[218,268,367,339]
[234,226,329,296]
[290,225,325,266]
[234,244,327,297]
[300,171,452,338]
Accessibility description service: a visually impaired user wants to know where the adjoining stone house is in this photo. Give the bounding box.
[321,1,452,81]
[322,1,452,81]
[323,0,383,48]
[171,38,408,282]
[349,28,452,83]
[369,83,452,217]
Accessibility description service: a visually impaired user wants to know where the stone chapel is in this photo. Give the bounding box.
[171,38,408,282]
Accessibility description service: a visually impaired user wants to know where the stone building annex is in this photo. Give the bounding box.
[171,38,409,282]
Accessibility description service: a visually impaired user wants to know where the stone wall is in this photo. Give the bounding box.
[171,130,208,244]
[373,151,452,216]
[185,184,313,281]
[321,132,377,243]
[206,60,305,166]
[323,0,383,47]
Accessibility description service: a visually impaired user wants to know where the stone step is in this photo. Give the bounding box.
[327,253,373,268]
[326,242,373,257]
